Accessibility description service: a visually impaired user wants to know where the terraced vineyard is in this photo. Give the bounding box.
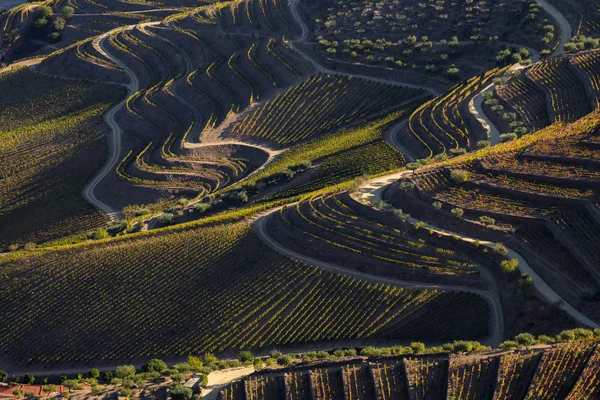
[403,69,501,158]
[219,339,600,400]
[392,109,600,322]
[495,51,599,135]
[0,67,125,250]
[0,221,488,364]
[267,190,488,287]
[226,73,423,147]
[2,0,600,380]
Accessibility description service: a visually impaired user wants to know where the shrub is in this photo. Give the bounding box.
[316,351,330,359]
[238,350,254,363]
[406,162,420,171]
[43,385,57,394]
[143,359,167,373]
[115,365,136,379]
[451,341,474,353]
[499,340,518,349]
[252,358,264,370]
[500,133,518,142]
[450,169,470,183]
[107,220,127,236]
[36,5,53,18]
[23,374,34,385]
[288,160,311,171]
[201,353,218,366]
[89,369,100,380]
[479,216,495,225]
[61,6,74,18]
[476,140,490,149]
[344,349,357,357]
[193,203,210,214]
[171,373,185,383]
[451,207,464,218]
[0,370,7,383]
[432,201,442,210]
[500,259,519,274]
[276,355,293,366]
[102,371,113,383]
[221,190,249,205]
[88,228,109,240]
[449,148,467,156]
[536,335,554,344]
[410,342,425,354]
[514,333,535,346]
[399,181,415,191]
[119,388,133,398]
[157,213,175,226]
[493,242,508,255]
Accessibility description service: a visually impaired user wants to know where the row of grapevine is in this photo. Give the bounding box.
[407,68,501,158]
[0,67,125,250]
[527,58,592,123]
[219,341,600,400]
[228,73,423,146]
[0,222,478,364]
[273,191,480,279]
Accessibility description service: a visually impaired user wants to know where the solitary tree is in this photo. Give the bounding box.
[143,359,167,373]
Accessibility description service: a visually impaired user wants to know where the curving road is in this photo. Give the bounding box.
[537,0,572,57]
[82,28,141,217]
[357,172,600,330]
[253,206,505,346]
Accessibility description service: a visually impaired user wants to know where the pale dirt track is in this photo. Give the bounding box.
[358,172,600,330]
[80,26,146,217]
[253,205,505,347]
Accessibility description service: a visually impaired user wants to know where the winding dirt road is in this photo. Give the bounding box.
[358,172,600,330]
[253,206,505,347]
[81,28,143,217]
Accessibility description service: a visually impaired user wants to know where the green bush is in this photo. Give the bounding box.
[450,169,470,183]
[143,359,167,373]
[276,355,293,366]
[238,350,254,363]
[451,207,464,218]
[115,365,136,379]
[410,342,425,354]
[514,333,535,346]
[500,259,519,274]
[493,243,508,255]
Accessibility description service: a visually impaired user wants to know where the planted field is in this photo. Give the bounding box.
[525,341,597,400]
[227,73,423,147]
[526,58,592,123]
[405,69,499,158]
[0,67,125,250]
[571,49,600,107]
[493,350,542,400]
[305,0,556,78]
[370,361,409,399]
[266,140,406,201]
[0,221,486,364]
[269,191,487,287]
[400,109,600,325]
[496,74,551,132]
[219,341,600,400]
[404,357,448,400]
[447,355,498,400]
